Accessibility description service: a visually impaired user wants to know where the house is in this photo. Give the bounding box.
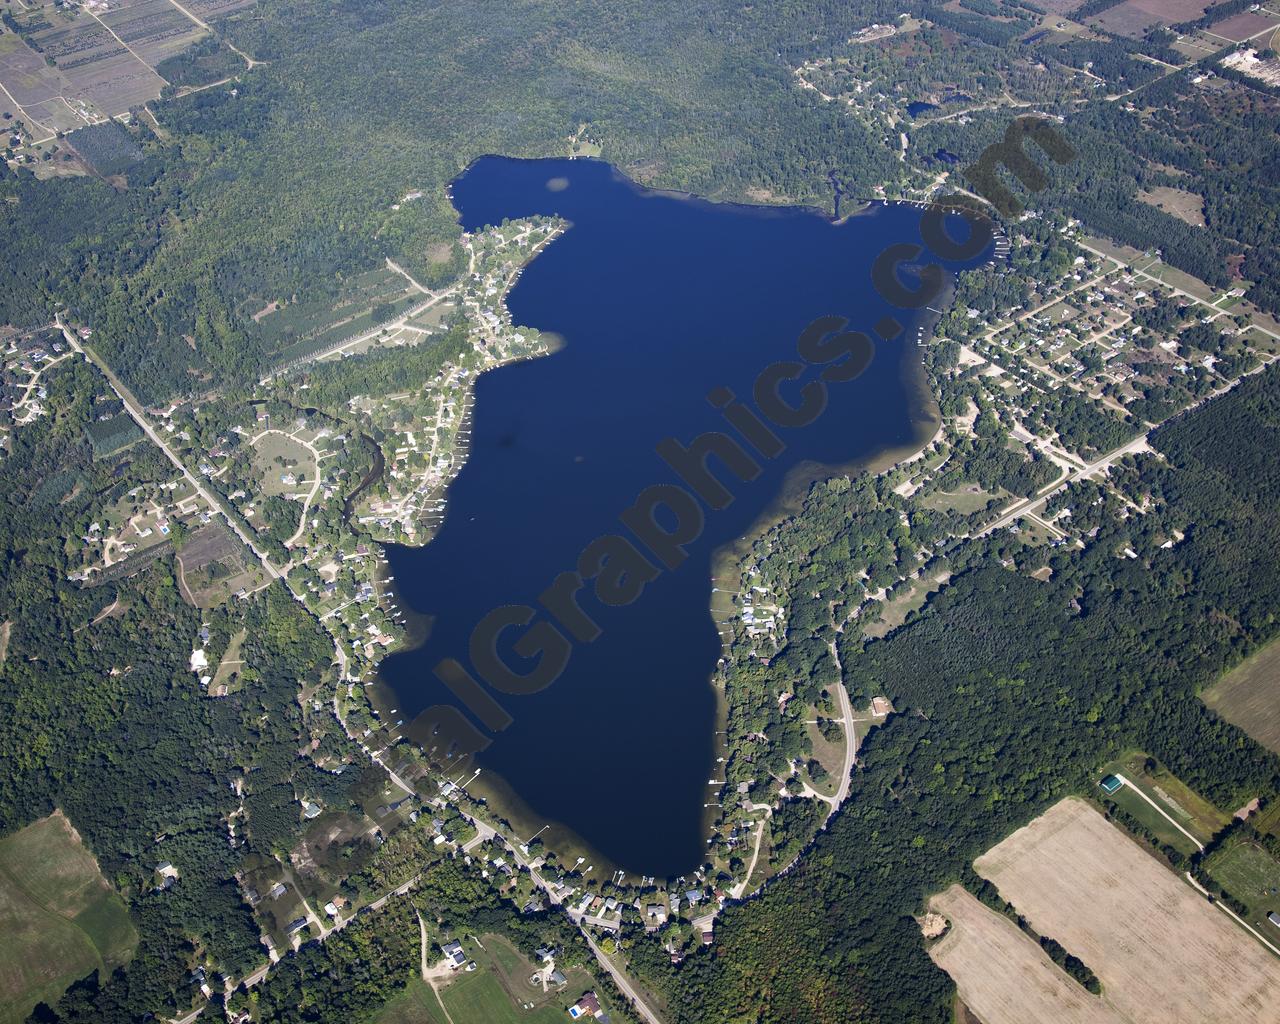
[269,882,288,899]
[285,917,308,935]
[1099,774,1123,795]
[441,939,466,968]
[568,992,603,1019]
[1269,912,1280,928]
[549,969,566,985]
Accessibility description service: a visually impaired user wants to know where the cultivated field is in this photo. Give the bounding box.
[1213,11,1280,43]
[928,885,1123,1024]
[187,0,258,20]
[0,0,255,129]
[973,798,1280,1022]
[0,812,137,1024]
[1087,0,1208,39]
[1203,637,1280,755]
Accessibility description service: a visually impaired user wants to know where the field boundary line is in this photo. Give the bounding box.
[1185,871,1280,958]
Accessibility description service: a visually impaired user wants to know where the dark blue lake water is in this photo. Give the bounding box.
[380,157,990,875]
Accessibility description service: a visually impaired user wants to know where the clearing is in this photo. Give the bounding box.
[251,430,319,497]
[972,798,1280,1022]
[1100,751,1228,847]
[0,811,137,1024]
[175,522,265,607]
[1136,186,1205,227]
[1203,636,1280,755]
[1205,838,1280,928]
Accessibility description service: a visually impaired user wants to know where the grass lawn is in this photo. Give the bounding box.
[376,975,448,1024]
[1205,840,1280,927]
[919,484,1002,515]
[434,934,597,1024]
[1102,785,1201,856]
[1101,752,1228,849]
[804,718,845,797]
[863,570,949,639]
[440,967,576,1024]
[209,628,248,694]
[1203,636,1280,756]
[251,432,318,497]
[0,812,137,1024]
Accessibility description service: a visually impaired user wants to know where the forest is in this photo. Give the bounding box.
[629,363,1280,1022]
[0,358,374,1021]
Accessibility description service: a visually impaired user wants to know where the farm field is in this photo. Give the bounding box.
[1203,637,1280,755]
[0,812,137,1024]
[0,31,85,137]
[927,885,1123,1024]
[1212,10,1280,43]
[973,798,1280,1022]
[1085,0,1209,39]
[0,0,251,132]
[98,0,206,67]
[186,0,257,20]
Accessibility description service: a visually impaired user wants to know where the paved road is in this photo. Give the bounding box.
[978,431,1151,537]
[827,665,858,819]
[439,795,664,1024]
[61,323,282,582]
[582,930,664,1024]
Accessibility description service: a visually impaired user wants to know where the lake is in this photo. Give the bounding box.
[379,156,991,876]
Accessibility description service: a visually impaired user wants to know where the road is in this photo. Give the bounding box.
[1077,240,1280,345]
[978,431,1151,537]
[582,930,664,1024]
[59,323,281,582]
[730,815,768,900]
[161,0,263,69]
[1114,774,1203,852]
[827,667,858,819]
[1184,871,1280,959]
[261,278,458,382]
[242,426,328,549]
[433,790,663,1024]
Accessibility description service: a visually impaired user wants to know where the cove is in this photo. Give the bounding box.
[379,157,991,877]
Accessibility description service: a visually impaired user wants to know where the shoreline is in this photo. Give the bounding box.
[369,323,948,883]
[367,162,967,880]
